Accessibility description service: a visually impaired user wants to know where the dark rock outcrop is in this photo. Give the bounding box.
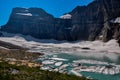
[100,0,120,42]
[1,8,55,39]
[102,22,120,42]
[70,0,120,41]
[1,0,120,43]
[54,18,72,40]
[0,32,3,37]
[1,8,72,40]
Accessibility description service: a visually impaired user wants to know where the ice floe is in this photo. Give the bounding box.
[73,65,120,75]
[55,62,63,66]
[73,60,109,65]
[42,60,55,65]
[39,54,120,75]
[70,70,82,76]
[50,58,68,61]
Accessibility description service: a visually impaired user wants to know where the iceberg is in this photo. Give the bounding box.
[55,62,63,66]
[70,70,82,76]
[50,58,68,61]
[73,65,120,75]
[42,60,55,65]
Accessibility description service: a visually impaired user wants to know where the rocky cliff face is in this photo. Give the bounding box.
[54,18,72,41]
[100,0,120,42]
[70,0,120,41]
[1,8,55,39]
[1,7,72,40]
[0,32,3,36]
[1,0,120,44]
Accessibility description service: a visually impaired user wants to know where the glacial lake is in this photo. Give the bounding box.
[37,53,120,80]
[1,32,120,80]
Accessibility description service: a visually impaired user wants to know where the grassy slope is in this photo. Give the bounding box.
[0,40,90,80]
[0,61,89,80]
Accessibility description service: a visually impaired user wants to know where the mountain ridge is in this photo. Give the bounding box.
[0,0,120,45]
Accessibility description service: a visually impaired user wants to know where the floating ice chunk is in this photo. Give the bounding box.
[73,65,120,75]
[73,59,109,65]
[42,60,55,65]
[55,62,63,66]
[59,64,69,70]
[50,58,68,61]
[70,70,82,76]
[53,68,59,72]
[41,66,50,70]
[53,55,58,58]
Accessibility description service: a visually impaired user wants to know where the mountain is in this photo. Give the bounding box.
[1,7,72,40]
[70,0,120,41]
[1,8,55,39]
[1,0,120,45]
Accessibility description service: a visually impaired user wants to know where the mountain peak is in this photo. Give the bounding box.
[1,0,120,44]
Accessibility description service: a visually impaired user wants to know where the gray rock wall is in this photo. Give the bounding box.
[1,0,120,45]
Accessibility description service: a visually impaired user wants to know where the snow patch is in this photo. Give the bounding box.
[16,13,32,16]
[110,17,120,23]
[60,14,72,19]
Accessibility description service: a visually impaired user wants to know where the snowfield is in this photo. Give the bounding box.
[0,31,120,61]
[60,14,72,19]
[16,13,33,16]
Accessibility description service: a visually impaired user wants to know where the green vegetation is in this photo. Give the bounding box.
[0,61,90,80]
[0,41,90,80]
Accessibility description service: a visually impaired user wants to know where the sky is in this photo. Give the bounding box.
[0,0,93,26]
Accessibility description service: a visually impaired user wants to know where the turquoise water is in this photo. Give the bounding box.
[57,53,120,80]
[81,72,120,80]
[38,53,120,80]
